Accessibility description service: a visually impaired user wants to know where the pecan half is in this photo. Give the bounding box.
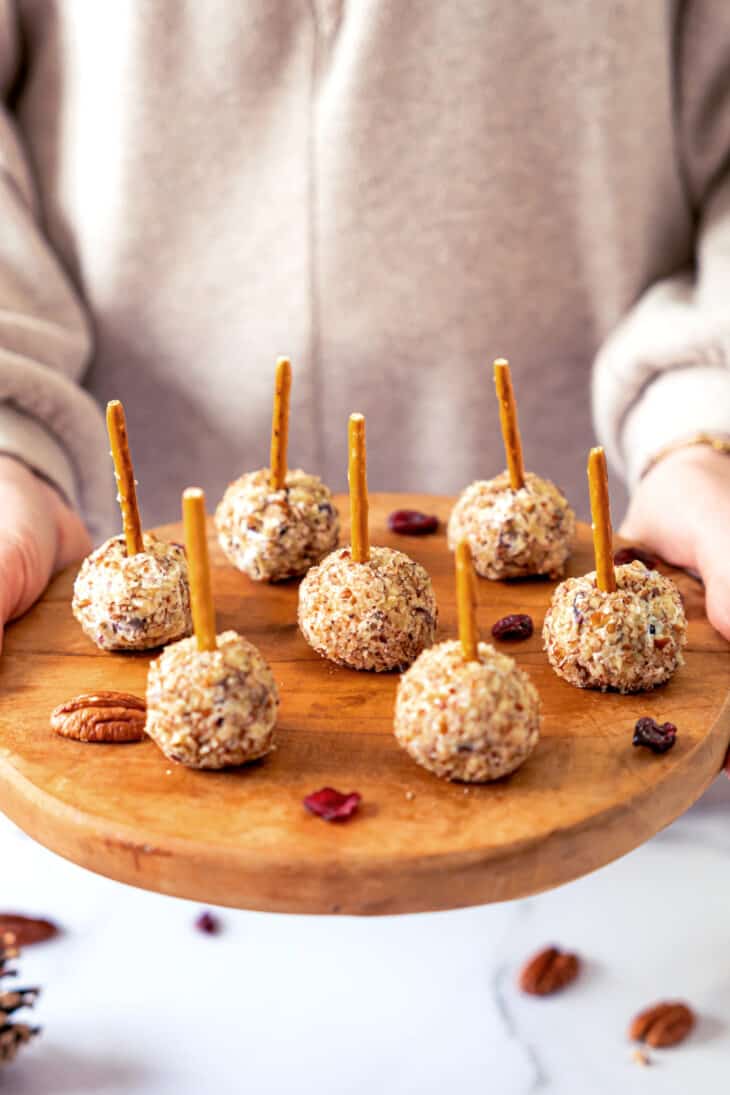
[629,1001,695,1048]
[518,946,580,996]
[50,691,147,743]
[0,914,59,947]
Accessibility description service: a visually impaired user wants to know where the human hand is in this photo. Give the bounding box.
[0,456,90,651]
[619,445,730,640]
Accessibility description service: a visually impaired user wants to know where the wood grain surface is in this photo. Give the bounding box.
[0,494,727,915]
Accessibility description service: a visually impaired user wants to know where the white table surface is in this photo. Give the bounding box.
[2,776,729,1095]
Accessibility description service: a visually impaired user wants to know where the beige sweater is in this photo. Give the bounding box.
[1,1,730,539]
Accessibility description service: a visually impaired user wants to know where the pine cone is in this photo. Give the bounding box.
[0,932,40,1066]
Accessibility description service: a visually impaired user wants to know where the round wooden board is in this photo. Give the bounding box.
[0,494,728,916]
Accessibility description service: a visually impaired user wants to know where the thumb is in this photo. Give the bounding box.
[53,502,92,571]
[701,560,730,641]
[617,505,667,560]
[0,534,47,625]
[617,506,645,546]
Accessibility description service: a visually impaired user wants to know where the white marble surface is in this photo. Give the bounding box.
[2,777,729,1095]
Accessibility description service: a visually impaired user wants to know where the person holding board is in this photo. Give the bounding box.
[0,1,728,645]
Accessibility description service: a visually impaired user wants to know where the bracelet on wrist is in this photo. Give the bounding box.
[640,433,730,479]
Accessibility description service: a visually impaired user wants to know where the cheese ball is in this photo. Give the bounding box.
[448,471,575,580]
[394,640,540,781]
[298,546,437,672]
[215,468,339,581]
[72,533,192,651]
[542,560,687,693]
[145,630,279,768]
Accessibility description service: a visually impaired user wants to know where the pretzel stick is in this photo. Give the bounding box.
[182,488,217,652]
[348,413,370,563]
[587,447,617,593]
[493,359,526,490]
[456,540,479,662]
[269,357,292,491]
[106,400,144,555]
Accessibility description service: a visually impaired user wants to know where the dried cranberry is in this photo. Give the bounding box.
[194,910,221,935]
[303,787,361,821]
[492,614,534,641]
[387,510,439,536]
[614,546,657,569]
[632,718,677,754]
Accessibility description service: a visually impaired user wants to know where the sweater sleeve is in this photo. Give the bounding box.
[593,2,730,489]
[0,2,113,539]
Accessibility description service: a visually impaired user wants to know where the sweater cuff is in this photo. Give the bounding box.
[621,364,730,488]
[0,402,79,508]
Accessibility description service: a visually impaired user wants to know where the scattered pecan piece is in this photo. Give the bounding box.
[629,1001,695,1048]
[518,946,580,996]
[492,613,534,641]
[387,509,439,536]
[194,911,221,935]
[0,934,41,1065]
[50,691,147,743]
[303,787,361,821]
[614,546,657,569]
[0,914,59,947]
[633,717,677,755]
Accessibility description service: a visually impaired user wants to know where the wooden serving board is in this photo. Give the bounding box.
[0,495,728,916]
